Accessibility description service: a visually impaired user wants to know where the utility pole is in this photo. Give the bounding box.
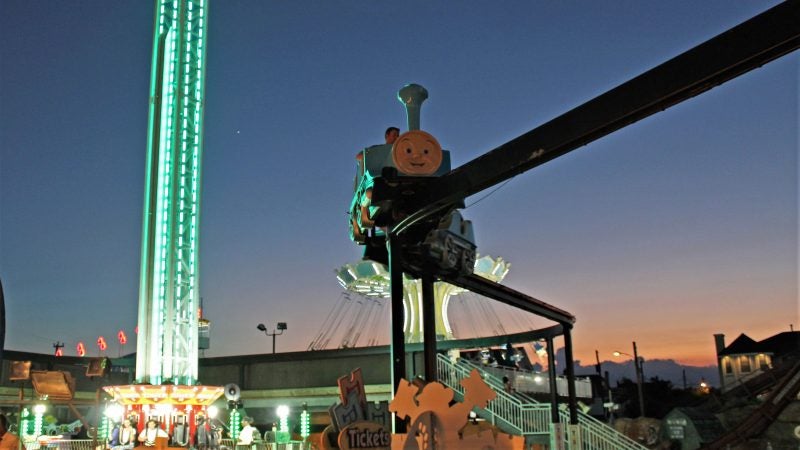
[633,341,645,417]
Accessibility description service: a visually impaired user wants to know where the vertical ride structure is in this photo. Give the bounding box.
[104,2,221,438]
[136,0,209,386]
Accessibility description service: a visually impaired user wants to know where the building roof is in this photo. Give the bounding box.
[719,331,800,357]
[719,333,759,356]
[758,331,800,356]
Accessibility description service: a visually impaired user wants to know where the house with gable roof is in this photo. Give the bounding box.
[714,330,800,392]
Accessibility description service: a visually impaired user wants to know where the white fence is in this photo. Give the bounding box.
[23,440,98,450]
[437,353,648,450]
[219,439,309,450]
[23,439,309,450]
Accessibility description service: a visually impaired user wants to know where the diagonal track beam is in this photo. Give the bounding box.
[438,272,576,325]
[394,0,800,234]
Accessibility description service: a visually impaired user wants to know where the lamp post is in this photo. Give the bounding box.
[257,322,287,354]
[613,341,645,417]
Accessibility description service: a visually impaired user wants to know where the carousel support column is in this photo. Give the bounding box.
[421,274,437,382]
[388,232,407,433]
[546,337,566,450]
[563,327,578,425]
[563,326,581,449]
[546,337,559,424]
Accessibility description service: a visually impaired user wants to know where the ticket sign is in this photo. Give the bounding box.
[338,421,390,450]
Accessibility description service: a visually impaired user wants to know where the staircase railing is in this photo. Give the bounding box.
[455,356,594,398]
[437,354,552,434]
[557,407,647,450]
[454,357,532,398]
[437,353,649,450]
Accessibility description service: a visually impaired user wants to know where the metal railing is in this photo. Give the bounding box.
[454,357,537,398]
[557,408,646,450]
[437,353,648,450]
[23,439,99,450]
[437,354,552,435]
[218,438,309,450]
[456,357,594,398]
[22,439,309,450]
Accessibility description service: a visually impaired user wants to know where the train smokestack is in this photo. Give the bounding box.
[398,84,428,131]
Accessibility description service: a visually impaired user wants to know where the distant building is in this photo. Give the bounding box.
[714,330,800,391]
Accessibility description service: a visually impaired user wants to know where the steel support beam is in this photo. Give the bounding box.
[393,0,800,234]
[439,272,575,325]
[388,233,407,433]
[546,337,559,424]
[421,274,437,382]
[563,327,579,425]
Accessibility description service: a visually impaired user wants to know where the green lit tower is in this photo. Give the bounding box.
[136,0,209,385]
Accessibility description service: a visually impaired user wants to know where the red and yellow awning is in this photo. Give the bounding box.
[103,385,224,406]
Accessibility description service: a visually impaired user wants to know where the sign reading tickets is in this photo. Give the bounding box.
[338,421,390,450]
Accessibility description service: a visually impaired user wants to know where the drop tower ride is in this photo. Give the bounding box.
[136,0,209,386]
[104,2,220,436]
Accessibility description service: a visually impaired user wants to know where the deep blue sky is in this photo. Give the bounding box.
[1,1,796,366]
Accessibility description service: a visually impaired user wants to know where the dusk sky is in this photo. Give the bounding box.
[1,1,796,369]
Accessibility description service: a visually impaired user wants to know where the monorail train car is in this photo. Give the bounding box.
[348,84,476,275]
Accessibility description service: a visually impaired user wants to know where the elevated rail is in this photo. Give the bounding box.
[391,0,800,235]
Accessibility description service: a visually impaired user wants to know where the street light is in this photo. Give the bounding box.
[257,322,287,354]
[613,341,646,417]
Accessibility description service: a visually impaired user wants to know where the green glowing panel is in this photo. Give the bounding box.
[300,410,310,438]
[136,0,209,385]
[229,410,240,440]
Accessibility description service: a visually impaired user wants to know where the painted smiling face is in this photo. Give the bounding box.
[391,130,443,176]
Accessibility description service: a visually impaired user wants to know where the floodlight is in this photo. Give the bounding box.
[105,404,124,421]
[207,405,218,419]
[276,405,289,419]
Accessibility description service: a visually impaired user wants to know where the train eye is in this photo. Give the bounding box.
[406,148,412,154]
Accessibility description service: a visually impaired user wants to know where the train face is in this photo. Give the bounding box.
[349,84,476,276]
[391,130,444,176]
[349,131,451,244]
